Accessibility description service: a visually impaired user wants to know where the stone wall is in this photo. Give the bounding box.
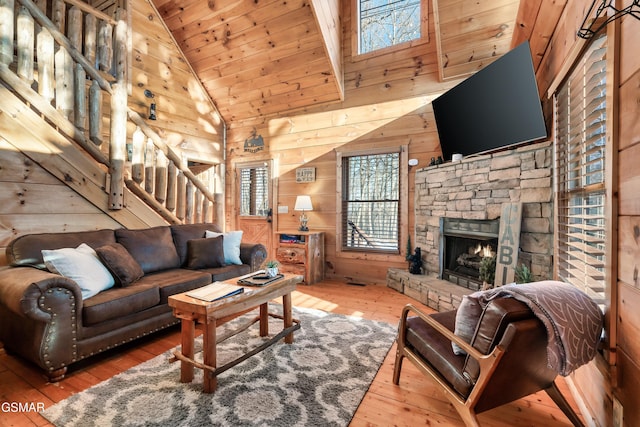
[414,141,554,282]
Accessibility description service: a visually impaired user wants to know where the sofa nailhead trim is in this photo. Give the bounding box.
[40,287,76,373]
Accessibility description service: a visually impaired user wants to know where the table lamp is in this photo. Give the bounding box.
[294,195,313,231]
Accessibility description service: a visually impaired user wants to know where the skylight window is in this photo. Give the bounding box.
[358,0,422,55]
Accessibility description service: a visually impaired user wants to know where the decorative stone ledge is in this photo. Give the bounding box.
[387,268,472,312]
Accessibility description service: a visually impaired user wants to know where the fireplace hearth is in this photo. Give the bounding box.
[439,217,500,290]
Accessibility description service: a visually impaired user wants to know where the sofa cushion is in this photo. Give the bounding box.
[115,226,180,274]
[205,230,243,265]
[136,269,212,304]
[95,243,144,287]
[205,264,251,282]
[42,243,115,299]
[170,223,222,266]
[82,283,160,325]
[7,229,116,268]
[186,237,226,269]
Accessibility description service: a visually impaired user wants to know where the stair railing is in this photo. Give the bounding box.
[1,0,216,224]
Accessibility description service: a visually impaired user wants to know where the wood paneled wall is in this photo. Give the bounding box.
[225,1,460,284]
[615,6,640,426]
[128,0,225,166]
[521,1,640,426]
[0,137,121,266]
[0,0,225,265]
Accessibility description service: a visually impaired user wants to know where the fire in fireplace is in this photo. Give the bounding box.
[439,217,500,290]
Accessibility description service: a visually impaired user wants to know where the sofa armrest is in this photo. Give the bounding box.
[239,243,267,271]
[0,266,84,376]
[0,266,83,320]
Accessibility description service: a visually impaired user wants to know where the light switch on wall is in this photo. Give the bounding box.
[277,205,288,214]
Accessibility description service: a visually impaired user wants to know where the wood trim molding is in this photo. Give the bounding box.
[335,144,408,262]
[546,17,608,98]
[349,0,429,62]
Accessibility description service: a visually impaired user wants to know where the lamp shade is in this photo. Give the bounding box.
[294,195,313,211]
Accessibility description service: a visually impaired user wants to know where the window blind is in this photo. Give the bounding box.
[240,166,269,216]
[555,33,607,303]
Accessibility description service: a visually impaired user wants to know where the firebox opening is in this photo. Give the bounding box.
[442,236,497,288]
[439,217,501,290]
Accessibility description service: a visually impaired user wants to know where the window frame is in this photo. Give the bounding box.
[351,0,429,60]
[336,145,408,261]
[552,28,618,361]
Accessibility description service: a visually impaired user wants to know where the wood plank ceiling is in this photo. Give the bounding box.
[152,0,342,123]
[433,0,521,81]
[152,0,521,124]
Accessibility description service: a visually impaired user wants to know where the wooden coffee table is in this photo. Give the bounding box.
[168,273,302,393]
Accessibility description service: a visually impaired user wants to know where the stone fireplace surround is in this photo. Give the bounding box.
[388,142,554,310]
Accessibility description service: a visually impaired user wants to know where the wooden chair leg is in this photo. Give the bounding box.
[544,381,585,427]
[392,349,404,385]
[456,408,481,427]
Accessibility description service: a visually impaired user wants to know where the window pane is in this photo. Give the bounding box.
[359,0,421,54]
[343,152,400,251]
[240,166,269,216]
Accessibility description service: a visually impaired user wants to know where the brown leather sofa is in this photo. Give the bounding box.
[0,223,266,381]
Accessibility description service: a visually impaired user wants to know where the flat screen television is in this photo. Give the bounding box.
[432,41,547,162]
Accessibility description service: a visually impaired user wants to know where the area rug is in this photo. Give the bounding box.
[41,306,397,426]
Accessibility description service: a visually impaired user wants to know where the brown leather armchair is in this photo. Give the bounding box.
[393,298,585,427]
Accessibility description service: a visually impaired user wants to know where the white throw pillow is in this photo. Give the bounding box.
[42,243,115,299]
[205,230,243,265]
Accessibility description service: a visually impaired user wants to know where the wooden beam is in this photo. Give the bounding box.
[109,82,127,210]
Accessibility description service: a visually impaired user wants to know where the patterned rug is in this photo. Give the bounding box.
[41,306,397,427]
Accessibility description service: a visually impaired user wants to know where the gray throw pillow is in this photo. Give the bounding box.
[452,294,483,355]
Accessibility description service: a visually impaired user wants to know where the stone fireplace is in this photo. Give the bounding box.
[415,141,554,284]
[388,142,554,310]
[440,217,499,290]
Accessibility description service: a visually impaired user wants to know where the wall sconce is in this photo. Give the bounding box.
[578,0,640,39]
[294,195,313,231]
[144,89,156,120]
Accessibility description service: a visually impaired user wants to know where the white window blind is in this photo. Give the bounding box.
[239,165,269,216]
[555,33,607,304]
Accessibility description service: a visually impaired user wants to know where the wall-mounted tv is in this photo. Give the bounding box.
[432,41,547,162]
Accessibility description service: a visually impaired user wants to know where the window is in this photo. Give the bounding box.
[555,33,607,306]
[339,149,404,253]
[239,164,269,216]
[357,0,423,55]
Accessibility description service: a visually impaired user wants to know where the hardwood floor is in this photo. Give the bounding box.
[0,279,583,426]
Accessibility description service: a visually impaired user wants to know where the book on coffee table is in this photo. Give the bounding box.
[186,282,244,302]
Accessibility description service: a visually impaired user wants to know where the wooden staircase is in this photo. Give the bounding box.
[0,0,217,229]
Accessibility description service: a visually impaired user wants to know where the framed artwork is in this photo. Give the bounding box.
[296,167,315,183]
